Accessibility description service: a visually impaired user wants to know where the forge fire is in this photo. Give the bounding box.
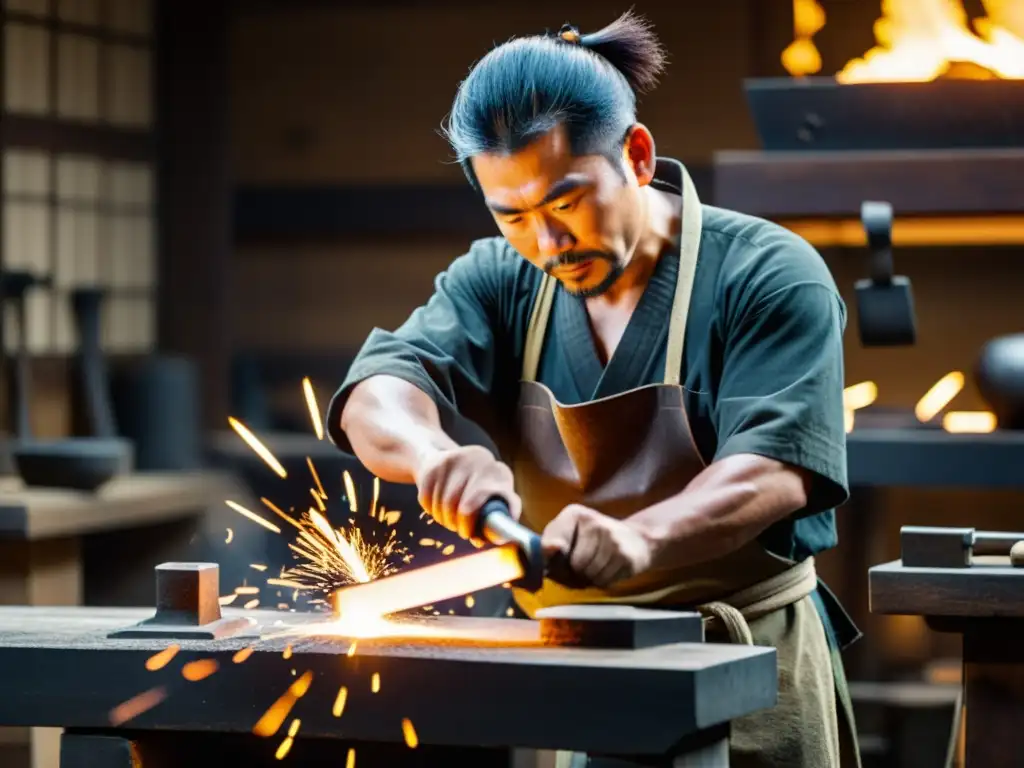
[783,0,1024,82]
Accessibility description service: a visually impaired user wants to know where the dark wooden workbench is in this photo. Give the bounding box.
[870,557,1024,767]
[0,471,263,768]
[0,606,777,765]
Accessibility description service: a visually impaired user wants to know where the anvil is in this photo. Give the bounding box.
[0,563,778,768]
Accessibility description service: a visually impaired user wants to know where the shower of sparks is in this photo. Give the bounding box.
[302,377,324,440]
[278,508,406,599]
[112,384,487,750]
[346,748,356,768]
[226,500,282,534]
[228,417,288,479]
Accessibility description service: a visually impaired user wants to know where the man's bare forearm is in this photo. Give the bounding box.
[339,375,458,484]
[625,453,811,570]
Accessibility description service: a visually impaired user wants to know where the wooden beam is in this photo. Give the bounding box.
[0,116,153,162]
[783,215,1024,248]
[155,0,231,430]
[713,148,1024,218]
[232,166,715,242]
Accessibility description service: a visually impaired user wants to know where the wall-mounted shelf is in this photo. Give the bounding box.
[713,148,1024,247]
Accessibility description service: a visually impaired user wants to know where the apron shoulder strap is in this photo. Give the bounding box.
[521,272,557,382]
[522,164,703,386]
[663,166,704,386]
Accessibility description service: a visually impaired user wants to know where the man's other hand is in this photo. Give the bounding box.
[413,445,521,542]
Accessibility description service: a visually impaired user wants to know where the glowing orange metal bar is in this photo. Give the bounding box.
[332,544,524,619]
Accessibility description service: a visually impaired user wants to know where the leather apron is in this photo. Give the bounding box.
[509,166,859,767]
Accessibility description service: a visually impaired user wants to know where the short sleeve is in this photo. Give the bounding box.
[713,279,850,516]
[325,238,517,455]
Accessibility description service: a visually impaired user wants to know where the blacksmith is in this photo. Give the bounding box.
[327,12,861,768]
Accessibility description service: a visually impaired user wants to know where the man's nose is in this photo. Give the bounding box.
[534,217,574,258]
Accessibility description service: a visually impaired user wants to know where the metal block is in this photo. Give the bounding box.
[901,527,973,568]
[155,562,220,625]
[108,562,252,640]
[536,605,704,649]
[61,732,139,768]
[900,526,1024,568]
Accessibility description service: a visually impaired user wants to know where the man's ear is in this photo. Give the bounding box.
[622,124,656,186]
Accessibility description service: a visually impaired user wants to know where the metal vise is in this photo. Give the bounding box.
[855,201,917,347]
[900,525,1024,568]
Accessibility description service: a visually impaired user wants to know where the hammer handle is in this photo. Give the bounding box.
[972,531,1024,556]
[476,498,589,591]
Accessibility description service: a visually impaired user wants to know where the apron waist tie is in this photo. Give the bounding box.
[697,557,818,645]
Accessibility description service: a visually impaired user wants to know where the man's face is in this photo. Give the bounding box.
[472,125,650,298]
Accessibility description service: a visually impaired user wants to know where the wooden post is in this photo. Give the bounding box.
[154,0,232,430]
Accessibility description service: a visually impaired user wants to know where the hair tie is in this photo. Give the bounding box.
[558,23,581,44]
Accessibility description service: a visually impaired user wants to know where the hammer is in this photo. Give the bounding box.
[900,525,1024,568]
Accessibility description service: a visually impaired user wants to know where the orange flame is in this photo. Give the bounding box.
[784,0,1024,82]
[840,0,1024,82]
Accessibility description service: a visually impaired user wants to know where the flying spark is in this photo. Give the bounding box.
[302,377,324,440]
[333,686,348,717]
[228,417,288,478]
[253,671,314,738]
[343,471,358,512]
[226,500,281,534]
[145,645,179,671]
[402,718,419,748]
[308,456,327,499]
[109,687,167,726]
[181,660,219,681]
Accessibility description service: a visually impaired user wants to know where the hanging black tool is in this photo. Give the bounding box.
[70,286,118,439]
[855,201,917,347]
[0,270,51,440]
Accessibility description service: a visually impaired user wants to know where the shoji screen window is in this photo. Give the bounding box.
[2,148,52,353]
[1,0,155,357]
[103,161,154,352]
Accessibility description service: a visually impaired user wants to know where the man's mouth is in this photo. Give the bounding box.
[557,259,594,278]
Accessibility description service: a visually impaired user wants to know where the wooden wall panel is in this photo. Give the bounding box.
[228,2,759,184]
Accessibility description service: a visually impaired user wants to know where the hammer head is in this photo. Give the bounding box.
[856,276,917,347]
[901,526,973,568]
[0,271,42,299]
